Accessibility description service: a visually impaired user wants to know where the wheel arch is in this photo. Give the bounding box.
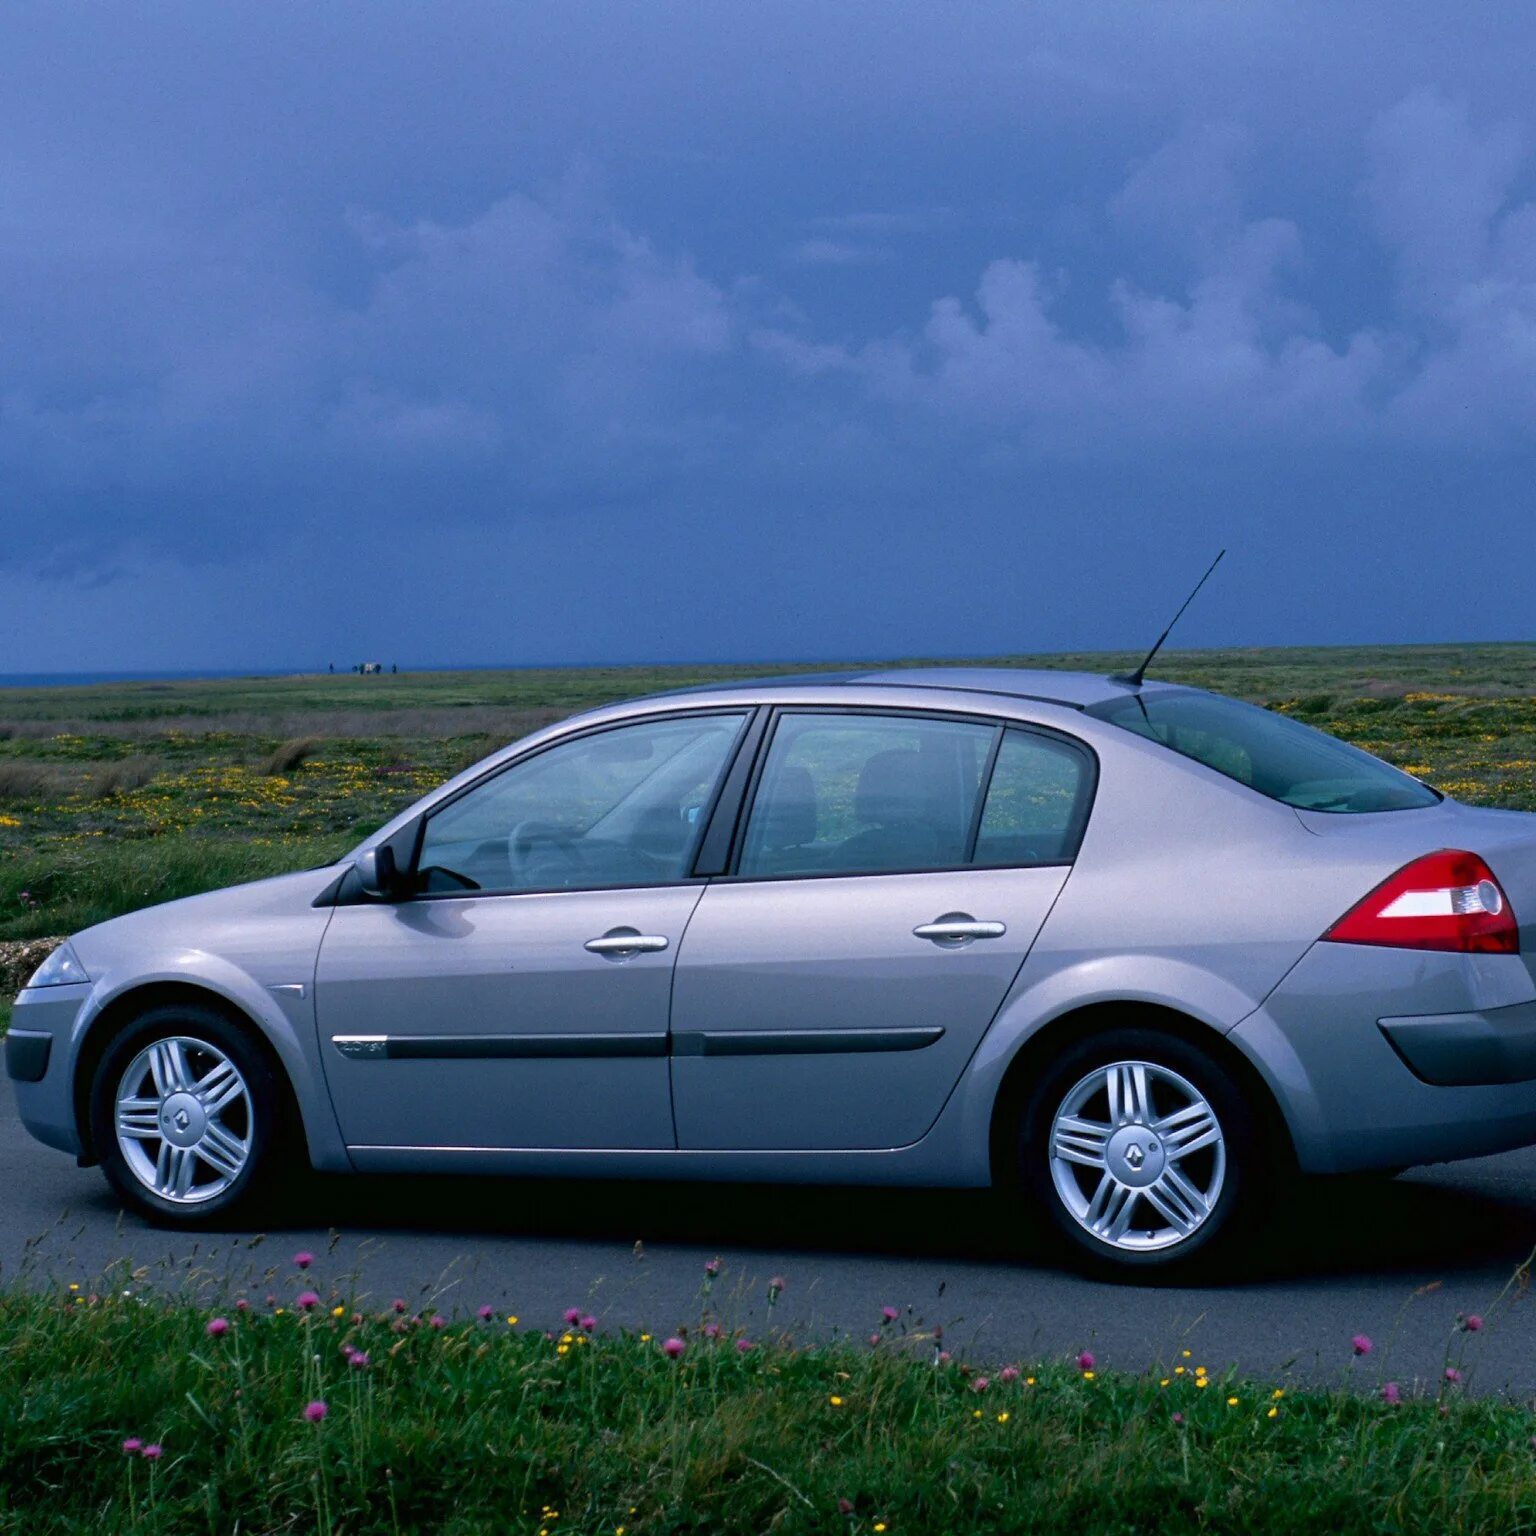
[985,999,1296,1187]
[73,981,302,1166]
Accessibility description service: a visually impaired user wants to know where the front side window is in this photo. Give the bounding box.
[738,713,996,878]
[417,712,747,892]
[1088,689,1440,813]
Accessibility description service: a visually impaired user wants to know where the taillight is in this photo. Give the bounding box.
[1324,850,1518,954]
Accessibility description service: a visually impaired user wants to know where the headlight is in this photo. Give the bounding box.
[24,941,90,989]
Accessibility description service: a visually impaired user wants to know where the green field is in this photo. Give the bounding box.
[4,642,1536,958]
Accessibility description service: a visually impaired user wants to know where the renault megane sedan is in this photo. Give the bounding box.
[10,667,1536,1275]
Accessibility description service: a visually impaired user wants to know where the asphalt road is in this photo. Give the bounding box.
[7,1092,1536,1397]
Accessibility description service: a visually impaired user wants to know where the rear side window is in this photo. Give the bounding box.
[738,713,994,878]
[736,713,1094,878]
[1088,689,1440,813]
[974,729,1094,866]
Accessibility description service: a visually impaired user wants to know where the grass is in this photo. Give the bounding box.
[3,1258,1535,1536]
[4,644,1536,942]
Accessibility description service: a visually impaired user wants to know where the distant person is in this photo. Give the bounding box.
[328,662,334,673]
[391,663,397,674]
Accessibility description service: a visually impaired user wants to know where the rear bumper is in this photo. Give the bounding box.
[1231,943,1536,1174]
[1380,1000,1536,1086]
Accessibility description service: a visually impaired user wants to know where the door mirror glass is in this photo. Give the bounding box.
[417,713,747,893]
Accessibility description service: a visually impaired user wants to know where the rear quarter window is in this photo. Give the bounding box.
[974,729,1095,866]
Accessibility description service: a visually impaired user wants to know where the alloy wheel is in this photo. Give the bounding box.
[1048,1059,1226,1252]
[113,1035,253,1204]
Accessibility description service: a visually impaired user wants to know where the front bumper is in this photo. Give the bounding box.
[1231,943,1536,1174]
[6,983,90,1157]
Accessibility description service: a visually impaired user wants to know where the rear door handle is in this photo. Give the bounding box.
[913,915,1007,945]
[584,929,669,957]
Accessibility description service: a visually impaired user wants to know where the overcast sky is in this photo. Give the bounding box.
[2,2,1535,672]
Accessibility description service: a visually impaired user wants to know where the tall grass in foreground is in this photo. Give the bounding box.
[4,1262,1536,1535]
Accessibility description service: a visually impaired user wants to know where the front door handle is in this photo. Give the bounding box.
[584,928,669,958]
[913,914,1007,946]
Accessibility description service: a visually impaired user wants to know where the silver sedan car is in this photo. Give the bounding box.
[10,668,1536,1275]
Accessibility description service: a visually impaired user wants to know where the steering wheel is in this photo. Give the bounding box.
[507,820,584,887]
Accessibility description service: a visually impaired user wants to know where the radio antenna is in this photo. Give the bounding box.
[1112,549,1226,688]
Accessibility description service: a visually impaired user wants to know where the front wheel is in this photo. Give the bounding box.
[1018,1027,1266,1278]
[89,1004,290,1226]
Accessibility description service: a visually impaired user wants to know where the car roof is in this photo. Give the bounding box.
[644,666,1169,710]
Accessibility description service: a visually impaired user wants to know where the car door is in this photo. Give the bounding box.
[315,709,750,1151]
[670,710,1095,1151]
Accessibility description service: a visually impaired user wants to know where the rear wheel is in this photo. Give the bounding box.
[1018,1027,1265,1278]
[89,1004,290,1226]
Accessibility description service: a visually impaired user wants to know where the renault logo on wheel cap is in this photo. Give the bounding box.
[174,1109,190,1131]
[1124,1143,1145,1170]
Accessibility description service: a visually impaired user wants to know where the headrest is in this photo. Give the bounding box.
[854,749,941,826]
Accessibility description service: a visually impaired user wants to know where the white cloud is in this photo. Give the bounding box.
[753,90,1536,457]
[0,185,741,560]
[785,237,887,267]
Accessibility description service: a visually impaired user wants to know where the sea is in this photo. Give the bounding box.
[0,660,785,690]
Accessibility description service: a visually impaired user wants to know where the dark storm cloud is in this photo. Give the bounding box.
[1,1,1534,668]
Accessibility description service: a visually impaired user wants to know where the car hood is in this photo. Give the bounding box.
[69,863,345,978]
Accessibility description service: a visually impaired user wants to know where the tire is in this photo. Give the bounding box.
[89,1003,292,1226]
[1016,1026,1267,1280]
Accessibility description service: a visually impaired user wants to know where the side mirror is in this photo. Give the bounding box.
[355,845,404,901]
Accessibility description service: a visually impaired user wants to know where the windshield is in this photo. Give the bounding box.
[1087,689,1441,813]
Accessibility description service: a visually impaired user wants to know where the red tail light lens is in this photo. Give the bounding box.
[1324,850,1518,954]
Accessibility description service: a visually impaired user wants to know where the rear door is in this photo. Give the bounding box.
[670,710,1095,1150]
